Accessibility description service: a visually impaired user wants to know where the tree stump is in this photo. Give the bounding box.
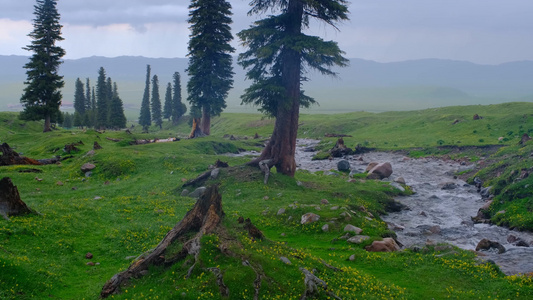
[189,118,205,139]
[0,177,35,220]
[101,185,225,298]
[0,143,41,166]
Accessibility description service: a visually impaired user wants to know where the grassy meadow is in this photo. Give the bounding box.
[1,103,533,299]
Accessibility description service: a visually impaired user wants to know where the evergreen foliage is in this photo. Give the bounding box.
[186,0,235,134]
[85,78,91,110]
[151,75,163,129]
[108,82,127,129]
[171,72,187,125]
[237,0,349,176]
[96,67,109,129]
[19,0,66,132]
[61,111,72,128]
[163,83,172,120]
[73,78,86,115]
[139,65,152,130]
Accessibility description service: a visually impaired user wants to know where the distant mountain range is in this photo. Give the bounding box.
[1,55,532,114]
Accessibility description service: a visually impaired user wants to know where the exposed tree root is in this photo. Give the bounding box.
[208,267,230,297]
[243,260,263,300]
[100,185,225,298]
[299,268,341,300]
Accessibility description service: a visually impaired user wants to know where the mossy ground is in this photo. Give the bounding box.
[1,104,533,299]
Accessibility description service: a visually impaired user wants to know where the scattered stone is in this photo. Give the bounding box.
[81,163,96,173]
[322,224,329,232]
[320,199,329,205]
[475,238,506,254]
[395,177,406,185]
[337,160,351,172]
[347,235,370,244]
[339,211,352,220]
[365,238,400,252]
[86,262,95,266]
[180,189,189,197]
[263,196,269,200]
[390,182,405,192]
[344,225,363,235]
[496,210,506,215]
[277,208,286,215]
[85,150,96,157]
[85,252,93,259]
[210,168,220,179]
[480,186,493,199]
[330,206,339,210]
[366,162,393,180]
[301,213,320,224]
[139,270,149,276]
[94,196,102,200]
[349,254,356,261]
[188,187,207,198]
[280,233,286,237]
[516,240,530,247]
[56,181,63,186]
[280,257,291,265]
[439,182,457,190]
[85,171,92,177]
[420,211,428,217]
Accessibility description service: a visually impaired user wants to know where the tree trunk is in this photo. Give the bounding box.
[43,113,51,132]
[249,0,303,177]
[189,118,204,139]
[101,185,224,298]
[0,177,35,220]
[201,107,211,136]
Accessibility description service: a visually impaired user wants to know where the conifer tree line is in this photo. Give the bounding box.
[139,65,187,131]
[70,66,127,130]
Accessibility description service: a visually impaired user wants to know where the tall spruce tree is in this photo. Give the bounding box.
[108,82,127,129]
[85,78,91,110]
[91,86,97,127]
[151,75,163,129]
[20,0,66,132]
[238,0,349,176]
[96,67,109,129]
[163,82,172,120]
[186,0,234,135]
[171,72,186,125]
[73,77,86,115]
[139,65,151,130]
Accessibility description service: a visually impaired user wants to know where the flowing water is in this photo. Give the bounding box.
[295,139,533,275]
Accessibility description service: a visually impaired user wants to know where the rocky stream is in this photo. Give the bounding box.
[295,139,533,275]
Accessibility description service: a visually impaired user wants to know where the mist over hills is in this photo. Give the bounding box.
[1,55,532,114]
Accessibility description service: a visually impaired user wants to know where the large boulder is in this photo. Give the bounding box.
[301,213,320,224]
[344,225,363,234]
[365,238,400,252]
[366,162,393,180]
[475,238,506,254]
[81,163,96,173]
[337,160,351,172]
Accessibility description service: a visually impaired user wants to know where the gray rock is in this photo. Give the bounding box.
[210,168,220,179]
[85,171,92,177]
[85,150,95,157]
[326,171,339,176]
[320,199,329,205]
[347,235,370,244]
[94,196,102,200]
[395,177,406,185]
[480,186,493,198]
[180,189,189,197]
[330,206,339,210]
[344,225,363,234]
[337,160,351,172]
[322,224,329,232]
[367,162,393,180]
[188,186,207,198]
[280,257,291,264]
[81,163,96,173]
[390,182,405,192]
[301,213,320,224]
[440,182,457,190]
[349,254,356,261]
[277,208,286,215]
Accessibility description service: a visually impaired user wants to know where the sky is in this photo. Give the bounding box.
[1,0,533,65]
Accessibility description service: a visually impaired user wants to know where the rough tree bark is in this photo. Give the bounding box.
[189,118,205,139]
[43,113,51,133]
[248,1,303,177]
[101,185,225,298]
[0,177,35,220]
[201,106,211,136]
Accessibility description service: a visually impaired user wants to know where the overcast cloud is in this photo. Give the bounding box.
[1,0,532,64]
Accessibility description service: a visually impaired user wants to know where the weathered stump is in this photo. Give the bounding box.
[0,143,41,166]
[101,185,225,298]
[0,177,35,220]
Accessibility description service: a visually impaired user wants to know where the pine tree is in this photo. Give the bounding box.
[186,0,234,135]
[62,112,73,129]
[96,67,109,129]
[73,78,86,115]
[108,82,127,129]
[85,78,91,110]
[171,72,187,125]
[151,75,163,129]
[238,0,349,176]
[73,111,83,128]
[91,86,97,127]
[139,65,151,131]
[20,0,66,132]
[163,82,172,120]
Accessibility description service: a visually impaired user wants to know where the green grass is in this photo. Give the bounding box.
[1,105,533,299]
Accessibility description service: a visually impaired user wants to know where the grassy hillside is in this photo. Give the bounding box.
[1,105,533,299]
